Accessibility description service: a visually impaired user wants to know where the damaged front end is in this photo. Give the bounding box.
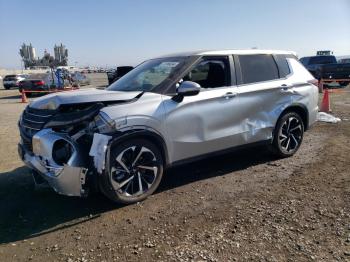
[18,103,116,197]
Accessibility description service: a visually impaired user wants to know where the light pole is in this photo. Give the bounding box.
[20,59,24,73]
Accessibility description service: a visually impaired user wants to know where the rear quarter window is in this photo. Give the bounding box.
[274,54,291,78]
[238,54,279,84]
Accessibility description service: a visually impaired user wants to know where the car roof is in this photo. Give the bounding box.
[157,49,297,58]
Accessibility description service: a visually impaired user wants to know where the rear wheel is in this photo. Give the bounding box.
[100,139,164,204]
[271,112,304,157]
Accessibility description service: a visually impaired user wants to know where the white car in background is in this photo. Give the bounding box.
[3,74,28,89]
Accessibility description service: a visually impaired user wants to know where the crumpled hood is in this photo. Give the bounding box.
[29,88,141,110]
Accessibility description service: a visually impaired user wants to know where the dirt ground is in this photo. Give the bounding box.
[0,75,349,262]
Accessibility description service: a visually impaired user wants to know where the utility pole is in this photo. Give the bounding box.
[20,59,24,73]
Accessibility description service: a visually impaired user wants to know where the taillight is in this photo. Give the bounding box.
[34,80,45,86]
[308,79,319,87]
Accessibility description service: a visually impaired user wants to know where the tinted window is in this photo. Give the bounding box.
[184,57,229,88]
[274,55,291,78]
[309,56,336,65]
[238,54,279,84]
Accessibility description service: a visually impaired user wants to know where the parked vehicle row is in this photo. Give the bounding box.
[70,71,91,86]
[18,73,71,95]
[81,68,107,74]
[18,49,319,204]
[2,71,91,95]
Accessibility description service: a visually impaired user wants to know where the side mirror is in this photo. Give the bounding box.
[177,81,201,96]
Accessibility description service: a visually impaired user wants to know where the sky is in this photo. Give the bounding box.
[0,0,349,69]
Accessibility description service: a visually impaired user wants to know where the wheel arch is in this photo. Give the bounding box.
[276,104,309,132]
[108,129,170,167]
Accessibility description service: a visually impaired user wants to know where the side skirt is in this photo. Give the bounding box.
[168,139,272,168]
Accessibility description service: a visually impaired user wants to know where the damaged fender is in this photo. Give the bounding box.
[89,133,112,174]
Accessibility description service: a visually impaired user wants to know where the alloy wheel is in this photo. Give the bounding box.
[110,146,159,197]
[278,116,303,153]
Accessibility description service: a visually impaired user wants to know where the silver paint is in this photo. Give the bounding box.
[23,129,88,196]
[20,50,318,197]
[29,88,141,110]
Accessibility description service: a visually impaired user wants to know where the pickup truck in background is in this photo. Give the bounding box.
[107,66,134,85]
[339,58,350,64]
[299,55,350,87]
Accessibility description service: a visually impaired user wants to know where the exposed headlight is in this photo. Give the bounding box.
[52,139,74,165]
[93,112,116,133]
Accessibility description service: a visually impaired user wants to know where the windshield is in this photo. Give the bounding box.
[107,57,187,93]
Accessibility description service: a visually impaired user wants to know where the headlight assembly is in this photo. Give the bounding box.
[93,112,116,133]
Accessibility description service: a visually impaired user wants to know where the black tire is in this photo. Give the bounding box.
[270,112,304,158]
[339,82,348,87]
[4,86,10,90]
[100,138,164,204]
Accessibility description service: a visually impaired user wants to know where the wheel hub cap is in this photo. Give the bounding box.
[110,146,159,197]
[278,117,303,153]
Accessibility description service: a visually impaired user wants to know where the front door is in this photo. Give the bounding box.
[162,56,240,163]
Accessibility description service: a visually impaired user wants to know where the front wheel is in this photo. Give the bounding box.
[100,138,164,204]
[271,112,304,157]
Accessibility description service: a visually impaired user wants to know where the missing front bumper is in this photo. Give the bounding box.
[18,132,89,197]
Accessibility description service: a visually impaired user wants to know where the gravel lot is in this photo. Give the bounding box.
[0,74,349,261]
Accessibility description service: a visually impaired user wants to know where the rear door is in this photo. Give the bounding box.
[233,53,293,144]
[162,56,241,162]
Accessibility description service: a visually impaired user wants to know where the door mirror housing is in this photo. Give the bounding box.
[177,81,201,96]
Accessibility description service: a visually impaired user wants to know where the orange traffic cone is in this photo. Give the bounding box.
[21,91,28,103]
[320,89,331,113]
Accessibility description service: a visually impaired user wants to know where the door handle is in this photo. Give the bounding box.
[222,92,237,99]
[280,84,292,91]
[280,84,296,94]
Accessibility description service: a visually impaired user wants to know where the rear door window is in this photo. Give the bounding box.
[238,54,279,84]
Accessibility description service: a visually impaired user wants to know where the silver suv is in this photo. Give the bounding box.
[18,50,318,204]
